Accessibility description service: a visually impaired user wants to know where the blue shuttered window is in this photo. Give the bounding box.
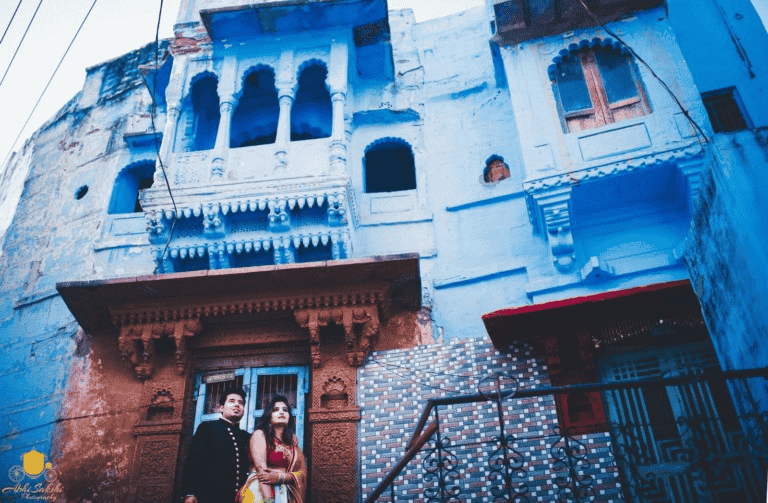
[194,366,309,449]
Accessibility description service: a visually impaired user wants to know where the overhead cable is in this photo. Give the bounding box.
[0,0,98,172]
[0,0,24,49]
[0,0,44,87]
[145,0,180,274]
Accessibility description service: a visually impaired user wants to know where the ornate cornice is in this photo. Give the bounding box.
[142,177,352,218]
[523,143,704,194]
[308,408,362,423]
[158,229,352,262]
[109,286,388,326]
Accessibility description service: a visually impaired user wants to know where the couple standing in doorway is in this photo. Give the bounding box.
[180,387,307,503]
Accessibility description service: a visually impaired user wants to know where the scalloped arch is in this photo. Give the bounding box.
[296,58,330,91]
[119,158,156,176]
[235,64,277,99]
[547,38,630,81]
[364,136,413,154]
[186,70,219,100]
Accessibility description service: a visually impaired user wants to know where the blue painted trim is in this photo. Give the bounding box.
[14,291,60,309]
[445,189,526,212]
[434,263,527,289]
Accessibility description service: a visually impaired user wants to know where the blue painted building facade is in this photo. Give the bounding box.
[0,0,766,501]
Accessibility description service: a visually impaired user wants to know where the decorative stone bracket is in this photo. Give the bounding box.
[118,319,203,379]
[530,187,575,273]
[524,145,706,275]
[294,306,380,368]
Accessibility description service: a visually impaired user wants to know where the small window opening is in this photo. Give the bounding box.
[230,248,273,269]
[295,242,333,263]
[364,139,416,193]
[75,185,88,200]
[702,87,750,133]
[172,253,209,273]
[190,74,221,151]
[108,161,156,214]
[483,155,510,183]
[231,68,279,148]
[291,63,332,141]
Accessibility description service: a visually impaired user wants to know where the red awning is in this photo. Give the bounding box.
[482,280,702,348]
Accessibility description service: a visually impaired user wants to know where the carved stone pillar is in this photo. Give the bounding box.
[130,366,191,502]
[120,318,201,502]
[329,91,347,174]
[275,87,294,169]
[155,102,180,185]
[294,306,380,502]
[211,95,235,178]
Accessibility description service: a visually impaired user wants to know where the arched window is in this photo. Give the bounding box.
[108,161,156,214]
[189,74,220,151]
[291,62,332,141]
[230,67,279,148]
[364,138,416,193]
[550,41,650,133]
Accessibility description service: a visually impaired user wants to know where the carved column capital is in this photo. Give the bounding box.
[294,306,380,368]
[295,310,321,367]
[277,86,295,103]
[166,102,181,117]
[219,99,235,114]
[117,318,202,380]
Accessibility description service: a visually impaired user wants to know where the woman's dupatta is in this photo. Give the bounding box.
[238,440,307,503]
[285,443,307,503]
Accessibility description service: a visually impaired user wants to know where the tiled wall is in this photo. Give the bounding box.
[358,338,623,502]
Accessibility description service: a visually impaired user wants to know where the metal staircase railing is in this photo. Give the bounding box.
[364,367,768,503]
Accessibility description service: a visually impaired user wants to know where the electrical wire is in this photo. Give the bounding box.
[0,0,98,173]
[0,0,24,48]
[140,0,179,275]
[575,0,710,145]
[0,0,43,87]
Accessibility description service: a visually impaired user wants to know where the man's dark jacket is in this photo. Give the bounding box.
[180,418,250,503]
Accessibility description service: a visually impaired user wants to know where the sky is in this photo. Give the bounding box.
[0,0,485,239]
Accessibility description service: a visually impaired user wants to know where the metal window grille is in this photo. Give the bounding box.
[203,375,244,414]
[256,373,298,411]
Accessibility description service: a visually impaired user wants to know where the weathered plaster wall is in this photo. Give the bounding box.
[0,42,164,484]
[51,329,145,502]
[685,128,768,411]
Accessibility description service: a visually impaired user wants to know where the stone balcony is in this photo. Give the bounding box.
[140,138,357,273]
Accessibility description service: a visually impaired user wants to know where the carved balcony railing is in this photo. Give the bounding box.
[364,367,768,503]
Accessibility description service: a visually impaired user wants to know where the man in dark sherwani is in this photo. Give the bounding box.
[181,387,250,503]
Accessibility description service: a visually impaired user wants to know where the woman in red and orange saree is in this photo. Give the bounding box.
[238,396,306,503]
